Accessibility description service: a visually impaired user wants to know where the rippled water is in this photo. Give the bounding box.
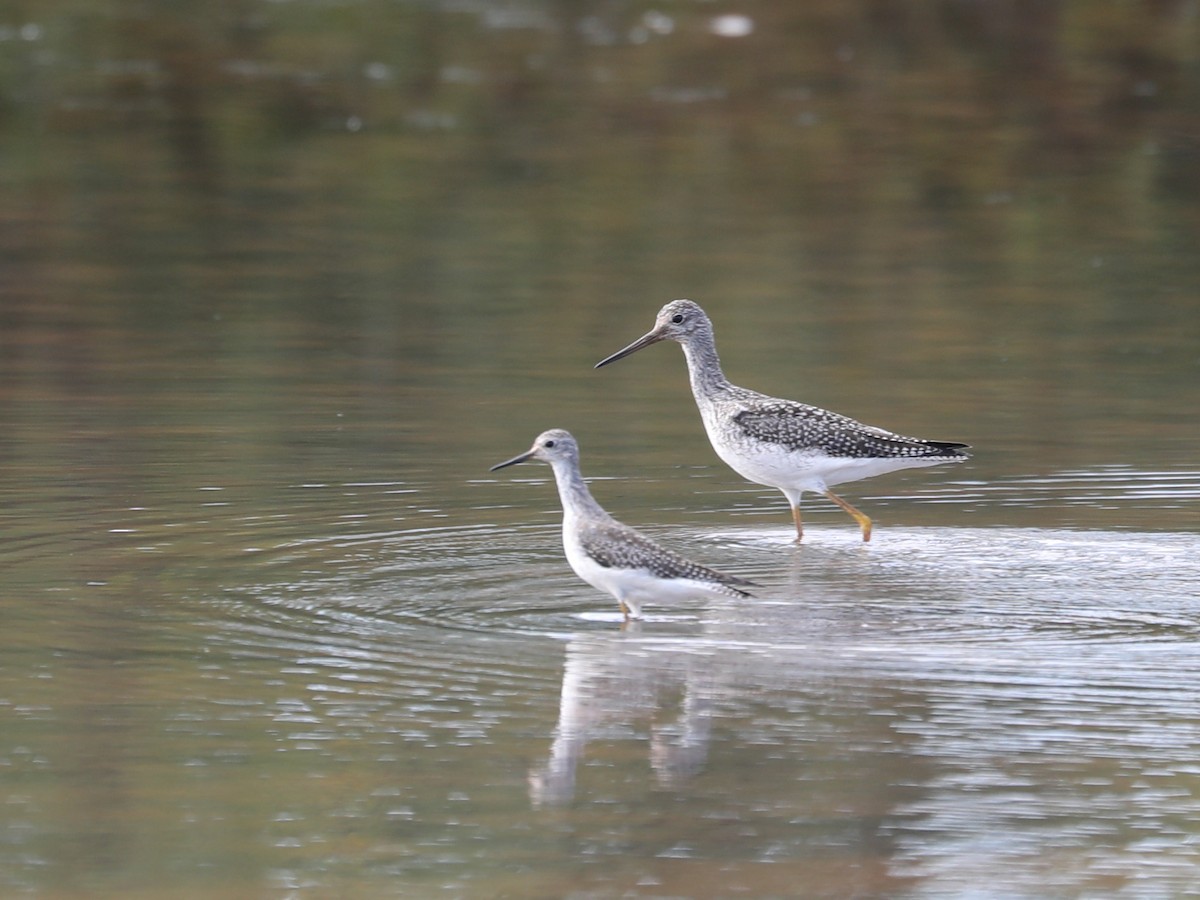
[5,1,1200,894]
[6,462,1198,896]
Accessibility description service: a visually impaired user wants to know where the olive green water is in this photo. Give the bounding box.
[3,3,1200,897]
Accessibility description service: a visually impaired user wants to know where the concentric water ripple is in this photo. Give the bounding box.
[3,462,1200,897]
[864,465,1200,527]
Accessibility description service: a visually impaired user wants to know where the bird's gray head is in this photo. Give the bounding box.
[490,428,579,472]
[595,299,712,368]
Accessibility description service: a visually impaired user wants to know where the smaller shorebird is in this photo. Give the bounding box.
[490,429,754,620]
[596,300,970,542]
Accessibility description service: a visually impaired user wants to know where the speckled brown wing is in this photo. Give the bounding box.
[733,402,970,460]
[578,520,754,598]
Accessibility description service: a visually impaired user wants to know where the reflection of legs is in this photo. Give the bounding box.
[791,504,804,543]
[824,490,873,542]
[617,597,643,621]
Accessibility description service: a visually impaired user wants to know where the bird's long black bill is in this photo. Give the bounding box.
[489,450,535,472]
[594,331,663,368]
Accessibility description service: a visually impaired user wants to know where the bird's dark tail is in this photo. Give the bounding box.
[923,441,971,459]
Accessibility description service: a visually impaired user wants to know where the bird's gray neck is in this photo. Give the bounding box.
[681,330,731,400]
[549,458,609,522]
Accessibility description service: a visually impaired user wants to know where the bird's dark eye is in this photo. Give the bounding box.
[544,440,556,448]
[671,313,684,324]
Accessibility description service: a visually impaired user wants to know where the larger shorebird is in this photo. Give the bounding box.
[595,300,970,542]
[490,429,754,620]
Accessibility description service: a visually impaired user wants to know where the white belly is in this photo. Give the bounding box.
[706,420,955,494]
[562,523,726,619]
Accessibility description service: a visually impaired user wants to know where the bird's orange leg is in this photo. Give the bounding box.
[824,490,873,542]
[791,504,804,543]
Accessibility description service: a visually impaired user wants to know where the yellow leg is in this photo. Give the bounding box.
[618,599,630,620]
[791,504,804,543]
[824,490,873,542]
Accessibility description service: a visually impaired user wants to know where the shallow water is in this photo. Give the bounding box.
[4,1,1200,896]
[6,462,1200,896]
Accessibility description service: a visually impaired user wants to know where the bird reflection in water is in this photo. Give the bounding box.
[530,630,717,807]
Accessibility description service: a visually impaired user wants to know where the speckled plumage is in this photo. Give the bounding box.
[596,299,970,542]
[578,519,749,593]
[731,402,967,461]
[490,429,753,619]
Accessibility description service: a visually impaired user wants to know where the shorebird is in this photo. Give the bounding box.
[595,299,970,542]
[490,429,754,620]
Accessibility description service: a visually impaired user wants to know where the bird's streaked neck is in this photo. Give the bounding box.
[680,330,731,399]
[547,457,609,522]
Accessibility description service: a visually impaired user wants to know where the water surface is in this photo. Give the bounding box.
[2,2,1199,896]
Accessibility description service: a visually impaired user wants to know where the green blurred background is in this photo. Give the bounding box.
[3,5,1200,896]
[4,1,1197,494]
